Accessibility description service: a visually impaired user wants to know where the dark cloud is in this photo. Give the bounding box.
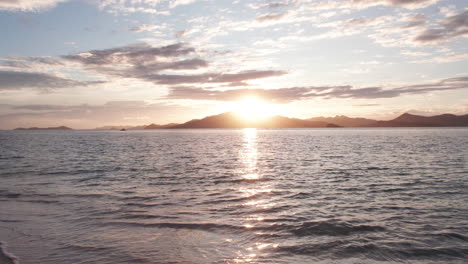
[402,13,426,28]
[313,0,441,10]
[175,29,190,38]
[382,0,436,7]
[166,76,468,102]
[1,56,63,68]
[167,86,318,103]
[256,13,287,22]
[63,43,195,66]
[414,11,468,43]
[12,104,76,111]
[134,58,208,73]
[95,58,209,77]
[353,0,440,8]
[144,70,287,85]
[0,70,103,91]
[253,1,295,9]
[62,43,286,86]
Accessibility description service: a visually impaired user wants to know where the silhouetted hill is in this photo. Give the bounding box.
[95,125,146,130]
[373,113,468,127]
[170,112,340,129]
[308,115,377,127]
[92,112,468,130]
[14,126,72,130]
[95,123,178,129]
[144,123,179,129]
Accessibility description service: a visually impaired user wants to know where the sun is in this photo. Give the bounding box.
[232,96,276,121]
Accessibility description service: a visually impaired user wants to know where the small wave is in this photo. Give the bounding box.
[0,191,21,199]
[21,199,60,204]
[0,241,19,264]
[119,196,156,202]
[76,175,104,183]
[0,219,23,223]
[430,232,468,242]
[0,156,24,160]
[341,243,468,261]
[123,202,177,208]
[118,214,178,220]
[102,221,243,232]
[212,178,270,185]
[197,193,267,205]
[58,243,111,253]
[288,221,386,237]
[366,167,390,170]
[274,240,347,257]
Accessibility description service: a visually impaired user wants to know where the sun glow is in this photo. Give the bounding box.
[232,96,277,121]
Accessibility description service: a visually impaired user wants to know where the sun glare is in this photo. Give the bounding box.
[232,96,276,121]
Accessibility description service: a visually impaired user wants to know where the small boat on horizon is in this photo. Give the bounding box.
[120,128,126,131]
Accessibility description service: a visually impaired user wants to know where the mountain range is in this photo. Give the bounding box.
[94,112,468,129]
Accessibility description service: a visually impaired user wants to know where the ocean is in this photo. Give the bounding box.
[0,128,467,264]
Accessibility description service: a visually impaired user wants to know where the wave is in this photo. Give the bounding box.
[288,221,386,237]
[101,221,244,233]
[118,214,178,220]
[430,232,468,242]
[0,156,24,160]
[274,241,468,261]
[101,219,386,238]
[0,241,19,264]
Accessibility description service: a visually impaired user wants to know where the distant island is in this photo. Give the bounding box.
[13,113,468,130]
[94,112,468,129]
[14,126,72,130]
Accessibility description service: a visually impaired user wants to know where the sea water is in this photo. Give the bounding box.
[0,128,467,264]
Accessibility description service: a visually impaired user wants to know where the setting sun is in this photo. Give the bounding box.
[232,96,277,121]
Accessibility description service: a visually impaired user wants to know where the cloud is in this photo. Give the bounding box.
[144,70,287,85]
[167,86,318,103]
[0,0,68,11]
[129,24,164,33]
[62,42,287,86]
[175,29,193,38]
[353,103,381,107]
[414,10,468,44]
[0,70,103,91]
[249,1,296,10]
[166,76,468,102]
[311,0,442,10]
[0,56,63,69]
[256,13,288,22]
[63,43,195,66]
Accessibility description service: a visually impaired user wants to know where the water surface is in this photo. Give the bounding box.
[0,128,467,264]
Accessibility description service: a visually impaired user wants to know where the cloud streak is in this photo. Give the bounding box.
[62,43,287,86]
[167,76,468,102]
[0,70,103,91]
[414,10,468,44]
[311,0,442,10]
[0,0,68,11]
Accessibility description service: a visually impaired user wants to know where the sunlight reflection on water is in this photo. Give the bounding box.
[235,128,273,263]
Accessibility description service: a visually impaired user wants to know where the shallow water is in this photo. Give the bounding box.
[0,128,467,264]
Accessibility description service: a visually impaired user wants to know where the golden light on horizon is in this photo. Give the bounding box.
[231,96,277,121]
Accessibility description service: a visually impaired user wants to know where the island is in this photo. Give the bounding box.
[14,126,73,130]
[93,112,468,130]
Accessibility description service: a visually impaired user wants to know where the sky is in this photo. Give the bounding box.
[0,0,467,129]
